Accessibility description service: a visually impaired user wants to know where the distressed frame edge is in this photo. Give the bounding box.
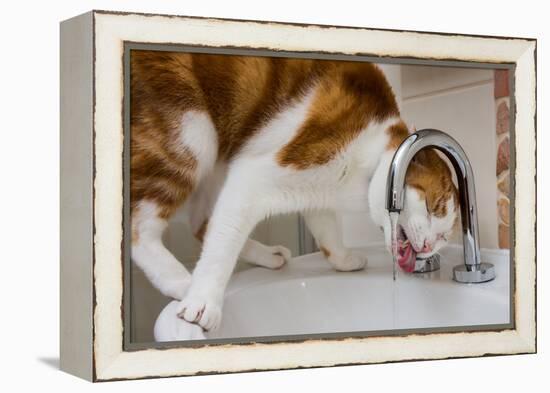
[511,40,537,354]
[59,11,95,381]
[89,11,537,381]
[91,8,538,42]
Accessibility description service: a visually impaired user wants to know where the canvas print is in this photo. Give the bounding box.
[126,50,512,344]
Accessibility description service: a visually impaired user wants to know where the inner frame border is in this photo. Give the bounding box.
[121,41,517,352]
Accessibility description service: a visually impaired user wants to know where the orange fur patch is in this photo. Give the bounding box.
[385,121,457,219]
[277,62,400,169]
[386,120,410,150]
[405,149,459,218]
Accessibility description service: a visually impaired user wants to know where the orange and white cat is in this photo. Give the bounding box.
[130,52,459,331]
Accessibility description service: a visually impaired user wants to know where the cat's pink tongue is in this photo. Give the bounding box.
[398,244,417,273]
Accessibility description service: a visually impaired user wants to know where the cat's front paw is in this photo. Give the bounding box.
[176,295,222,331]
[154,301,207,342]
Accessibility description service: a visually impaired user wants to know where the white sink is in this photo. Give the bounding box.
[154,245,510,342]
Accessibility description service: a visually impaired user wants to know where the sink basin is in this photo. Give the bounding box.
[154,245,510,342]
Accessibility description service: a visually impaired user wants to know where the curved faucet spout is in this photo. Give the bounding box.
[385,129,495,283]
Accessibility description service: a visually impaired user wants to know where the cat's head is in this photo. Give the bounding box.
[386,149,459,272]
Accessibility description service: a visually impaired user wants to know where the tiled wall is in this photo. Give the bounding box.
[494,70,511,249]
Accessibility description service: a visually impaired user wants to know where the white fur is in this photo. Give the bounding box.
[239,239,291,269]
[174,91,409,330]
[304,209,367,271]
[369,152,457,257]
[131,201,191,300]
[181,112,294,272]
[402,190,456,257]
[185,162,292,269]
[175,92,325,330]
[334,117,398,213]
[154,300,206,341]
[237,90,317,158]
[368,150,397,249]
[138,89,456,332]
[186,162,227,235]
[179,110,218,181]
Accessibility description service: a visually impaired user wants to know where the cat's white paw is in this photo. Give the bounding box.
[176,295,222,331]
[329,251,368,272]
[159,276,191,300]
[261,245,291,269]
[154,301,207,342]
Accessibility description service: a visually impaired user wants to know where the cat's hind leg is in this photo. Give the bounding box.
[239,239,291,269]
[194,220,291,269]
[130,110,217,300]
[303,210,367,271]
[131,201,192,300]
[195,222,290,269]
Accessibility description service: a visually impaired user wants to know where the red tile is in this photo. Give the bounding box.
[494,69,510,98]
[497,137,510,176]
[496,101,510,135]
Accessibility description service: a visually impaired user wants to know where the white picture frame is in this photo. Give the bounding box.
[60,10,536,381]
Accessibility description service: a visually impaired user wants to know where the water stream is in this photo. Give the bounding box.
[389,211,400,281]
[388,211,401,327]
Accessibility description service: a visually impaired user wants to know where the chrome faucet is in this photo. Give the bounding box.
[385,129,496,283]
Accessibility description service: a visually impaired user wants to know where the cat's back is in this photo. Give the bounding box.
[131,51,397,160]
[131,51,318,105]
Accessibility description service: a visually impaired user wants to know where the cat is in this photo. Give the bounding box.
[130,51,459,331]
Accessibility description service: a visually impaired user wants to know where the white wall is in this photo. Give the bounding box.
[342,65,499,249]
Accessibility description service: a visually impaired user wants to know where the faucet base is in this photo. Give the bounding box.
[414,254,440,273]
[452,263,496,283]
